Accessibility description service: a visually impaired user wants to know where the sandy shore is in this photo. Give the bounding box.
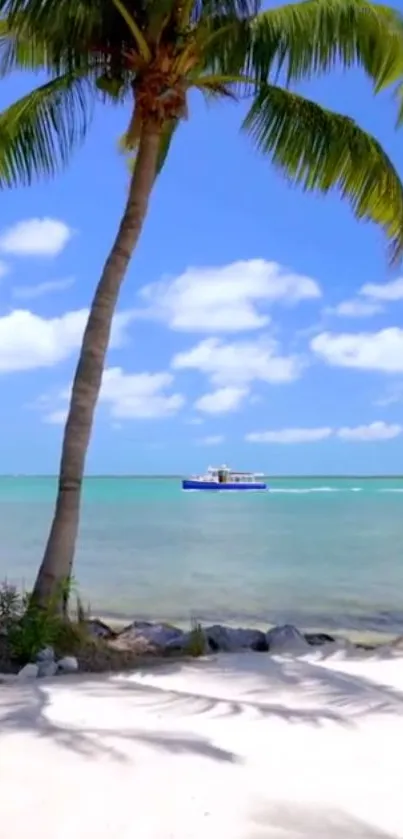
[1,644,403,838]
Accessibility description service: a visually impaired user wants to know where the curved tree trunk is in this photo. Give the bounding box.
[32,119,161,611]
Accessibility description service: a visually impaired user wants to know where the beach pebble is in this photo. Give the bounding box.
[118,622,184,649]
[57,656,79,674]
[36,646,55,662]
[266,624,310,654]
[38,660,58,678]
[17,663,39,679]
[205,625,268,653]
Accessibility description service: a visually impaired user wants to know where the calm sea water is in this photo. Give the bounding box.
[0,476,403,634]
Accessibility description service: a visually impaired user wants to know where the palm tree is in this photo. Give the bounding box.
[1,0,403,610]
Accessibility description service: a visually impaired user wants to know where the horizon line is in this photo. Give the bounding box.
[1,474,402,479]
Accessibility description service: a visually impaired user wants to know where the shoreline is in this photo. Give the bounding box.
[96,614,401,648]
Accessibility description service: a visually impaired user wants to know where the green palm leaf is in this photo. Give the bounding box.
[244,83,403,262]
[201,0,403,93]
[1,0,103,43]
[251,0,403,89]
[0,19,66,75]
[0,72,94,187]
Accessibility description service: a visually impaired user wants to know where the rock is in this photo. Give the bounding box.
[57,656,78,674]
[205,625,268,653]
[85,618,116,640]
[304,632,335,647]
[251,635,270,652]
[266,624,310,654]
[207,635,220,652]
[120,620,153,633]
[118,622,184,649]
[36,646,55,662]
[165,628,210,656]
[38,660,58,678]
[17,663,39,679]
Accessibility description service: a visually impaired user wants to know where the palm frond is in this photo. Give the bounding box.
[194,0,260,25]
[395,80,403,125]
[0,18,77,75]
[0,21,46,74]
[0,72,94,187]
[0,0,103,42]
[243,83,403,263]
[111,0,151,61]
[191,71,252,103]
[250,0,403,90]
[197,0,403,96]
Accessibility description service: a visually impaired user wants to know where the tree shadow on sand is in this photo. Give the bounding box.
[90,651,403,727]
[0,678,240,764]
[249,803,401,839]
[1,651,403,763]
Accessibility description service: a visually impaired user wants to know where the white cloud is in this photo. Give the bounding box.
[137,260,321,333]
[99,367,184,418]
[13,277,75,300]
[246,422,402,443]
[311,328,403,373]
[327,276,403,318]
[185,416,204,425]
[0,218,73,257]
[361,277,403,301]
[44,409,68,425]
[195,386,247,414]
[40,367,184,423]
[0,308,134,373]
[197,435,225,446]
[246,427,333,444]
[172,336,302,386]
[327,299,384,318]
[337,421,402,441]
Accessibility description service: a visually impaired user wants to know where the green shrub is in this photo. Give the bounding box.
[53,619,90,656]
[8,606,60,663]
[0,581,24,631]
[1,577,88,664]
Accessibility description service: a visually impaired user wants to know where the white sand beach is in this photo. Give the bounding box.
[1,645,403,838]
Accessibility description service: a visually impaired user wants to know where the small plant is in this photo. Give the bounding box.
[8,605,60,663]
[0,580,24,632]
[184,619,206,658]
[6,577,84,664]
[75,593,91,624]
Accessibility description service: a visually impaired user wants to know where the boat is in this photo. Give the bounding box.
[182,465,267,491]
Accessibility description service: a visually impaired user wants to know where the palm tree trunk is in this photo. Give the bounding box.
[31,118,161,611]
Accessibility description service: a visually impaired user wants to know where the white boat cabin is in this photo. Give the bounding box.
[204,465,261,484]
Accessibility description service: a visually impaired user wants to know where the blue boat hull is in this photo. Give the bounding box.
[182,479,267,491]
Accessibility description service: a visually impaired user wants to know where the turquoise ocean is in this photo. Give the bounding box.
[1,476,403,635]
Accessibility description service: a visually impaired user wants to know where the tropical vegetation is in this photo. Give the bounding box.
[1,0,403,610]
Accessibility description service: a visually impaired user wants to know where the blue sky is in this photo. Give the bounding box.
[1,52,403,475]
